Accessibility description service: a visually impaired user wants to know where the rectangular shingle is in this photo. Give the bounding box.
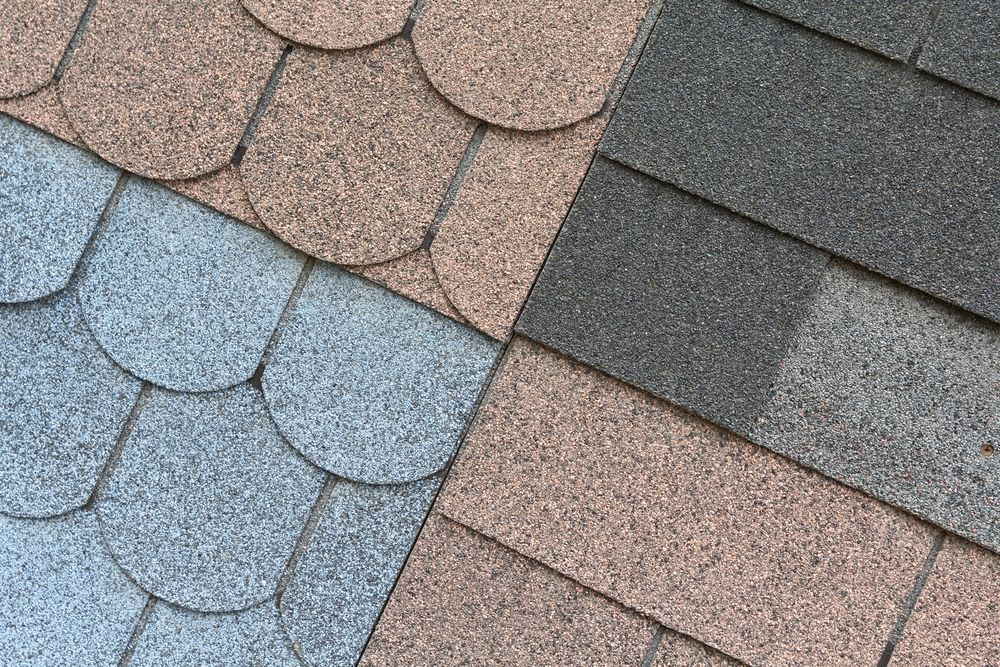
[918,0,1000,99]
[602,0,1000,322]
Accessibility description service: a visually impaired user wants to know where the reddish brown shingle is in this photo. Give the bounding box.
[240,0,411,50]
[652,630,743,666]
[351,250,466,323]
[162,167,263,230]
[0,0,86,98]
[0,85,80,145]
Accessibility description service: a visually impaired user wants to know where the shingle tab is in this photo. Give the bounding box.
[0,292,142,518]
[517,158,828,435]
[918,0,1000,100]
[96,385,324,612]
[240,0,411,49]
[603,0,1000,322]
[0,0,87,97]
[77,179,303,392]
[0,511,147,667]
[652,629,742,667]
[0,115,118,303]
[281,477,439,667]
[263,265,498,484]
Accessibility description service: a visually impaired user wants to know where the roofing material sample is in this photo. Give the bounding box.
[0,115,118,302]
[352,249,466,324]
[76,179,303,392]
[241,41,477,265]
[263,265,498,484]
[602,0,1000,322]
[0,85,81,145]
[891,537,1000,666]
[412,0,647,129]
[517,157,829,435]
[240,0,412,49]
[439,340,937,667]
[918,0,1000,100]
[58,0,284,179]
[282,476,439,667]
[0,512,146,667]
[651,632,742,667]
[0,0,85,97]
[162,166,264,230]
[361,515,659,667]
[754,261,1000,552]
[0,293,141,518]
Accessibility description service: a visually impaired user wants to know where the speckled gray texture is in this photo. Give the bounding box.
[919,0,1000,100]
[77,179,303,391]
[0,115,118,303]
[263,266,498,483]
[97,385,324,612]
[517,158,828,435]
[0,292,142,518]
[603,0,1000,323]
[754,261,1000,552]
[0,511,147,666]
[281,476,439,667]
[130,601,300,667]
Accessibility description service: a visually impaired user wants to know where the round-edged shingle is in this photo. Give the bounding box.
[240,0,412,50]
[0,0,87,98]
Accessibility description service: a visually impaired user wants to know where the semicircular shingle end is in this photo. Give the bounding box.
[57,0,284,180]
[76,179,303,393]
[261,265,499,484]
[411,0,648,131]
[0,0,88,99]
[240,0,412,50]
[95,384,325,613]
[239,40,477,266]
[351,249,468,325]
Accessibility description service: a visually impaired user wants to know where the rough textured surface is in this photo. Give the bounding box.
[0,293,142,518]
[517,158,828,435]
[242,42,476,265]
[0,512,147,666]
[162,166,263,230]
[919,0,1000,100]
[742,0,932,60]
[755,262,1000,553]
[352,249,465,323]
[0,0,86,97]
[240,0,411,49]
[413,0,646,130]
[0,115,118,302]
[0,86,82,144]
[97,385,324,612]
[891,537,1000,666]
[440,340,937,667]
[264,265,497,483]
[59,0,284,179]
[603,0,1000,322]
[130,601,300,667]
[432,118,604,340]
[652,629,743,667]
[282,477,439,667]
[362,515,658,667]
[77,179,303,392]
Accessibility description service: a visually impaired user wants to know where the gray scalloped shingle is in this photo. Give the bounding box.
[0,115,118,303]
[0,292,142,518]
[263,266,499,484]
[96,384,325,612]
[602,0,1000,322]
[919,0,1000,100]
[753,261,1000,552]
[281,476,439,667]
[0,511,147,667]
[77,179,303,392]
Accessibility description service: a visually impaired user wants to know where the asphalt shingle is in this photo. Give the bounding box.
[281,476,439,667]
[918,0,1000,99]
[96,385,324,612]
[0,292,142,518]
[602,0,1000,322]
[0,511,147,667]
[0,86,81,145]
[0,0,87,97]
[77,179,303,392]
[0,115,118,303]
[240,0,411,49]
[517,158,828,435]
[262,265,498,484]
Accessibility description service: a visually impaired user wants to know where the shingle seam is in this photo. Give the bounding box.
[232,44,294,166]
[115,595,158,667]
[250,256,315,387]
[52,0,98,82]
[274,474,338,610]
[638,625,666,667]
[420,123,487,250]
[63,170,130,294]
[908,0,945,66]
[84,383,153,510]
[401,0,427,39]
[606,0,669,107]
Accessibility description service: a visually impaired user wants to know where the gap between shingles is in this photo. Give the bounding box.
[53,0,98,82]
[274,474,338,607]
[116,595,158,667]
[249,256,316,388]
[908,0,944,67]
[232,44,294,166]
[401,0,427,39]
[420,123,487,250]
[639,625,667,667]
[84,382,153,509]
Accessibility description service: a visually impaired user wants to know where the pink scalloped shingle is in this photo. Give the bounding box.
[240,0,412,50]
[0,0,86,98]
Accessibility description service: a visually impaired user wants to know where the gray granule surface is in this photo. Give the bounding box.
[0,511,147,667]
[517,157,828,436]
[77,179,304,392]
[281,476,439,667]
[753,261,1000,552]
[918,0,1000,100]
[129,601,299,666]
[0,292,142,518]
[263,265,499,484]
[0,115,119,303]
[96,384,325,612]
[602,0,1000,323]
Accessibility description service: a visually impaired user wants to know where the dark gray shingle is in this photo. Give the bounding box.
[919,0,1000,99]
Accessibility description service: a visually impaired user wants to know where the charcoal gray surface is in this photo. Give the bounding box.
[602,0,1000,323]
[517,158,829,435]
[919,0,1000,99]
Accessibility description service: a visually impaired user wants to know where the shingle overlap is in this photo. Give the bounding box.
[240,0,411,50]
[918,0,1000,99]
[0,0,86,97]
